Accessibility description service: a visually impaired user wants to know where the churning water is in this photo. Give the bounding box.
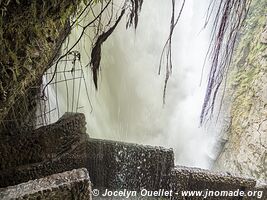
[41,0,218,169]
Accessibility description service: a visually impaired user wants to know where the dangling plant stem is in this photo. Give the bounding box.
[159,0,186,104]
[200,0,252,125]
[90,9,125,89]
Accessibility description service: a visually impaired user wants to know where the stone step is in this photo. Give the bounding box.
[0,112,266,200]
[0,168,91,200]
[0,113,174,191]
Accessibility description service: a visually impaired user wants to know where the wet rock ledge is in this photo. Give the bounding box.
[0,113,266,200]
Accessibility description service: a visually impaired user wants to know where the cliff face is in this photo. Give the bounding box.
[214,0,267,180]
[0,0,80,135]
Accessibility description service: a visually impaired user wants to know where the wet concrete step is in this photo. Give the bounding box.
[0,168,91,200]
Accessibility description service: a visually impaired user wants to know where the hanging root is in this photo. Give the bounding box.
[200,0,252,125]
[43,0,185,104]
[90,9,125,89]
[126,0,143,29]
[159,0,186,104]
[90,0,144,89]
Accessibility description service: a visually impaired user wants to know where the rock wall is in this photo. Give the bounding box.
[214,0,267,180]
[0,0,81,135]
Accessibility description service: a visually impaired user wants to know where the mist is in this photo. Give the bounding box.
[42,0,218,169]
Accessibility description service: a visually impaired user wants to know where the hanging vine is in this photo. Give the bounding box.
[200,0,252,125]
[43,0,145,93]
[158,0,186,104]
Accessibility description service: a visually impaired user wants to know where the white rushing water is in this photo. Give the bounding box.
[42,0,218,169]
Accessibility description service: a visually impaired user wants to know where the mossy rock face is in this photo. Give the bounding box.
[214,0,267,180]
[0,0,81,135]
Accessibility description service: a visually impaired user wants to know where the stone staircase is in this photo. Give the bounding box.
[0,113,266,199]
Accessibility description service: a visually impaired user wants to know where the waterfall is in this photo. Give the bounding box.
[41,0,218,169]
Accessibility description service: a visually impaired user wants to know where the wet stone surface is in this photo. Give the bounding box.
[0,168,91,200]
[171,166,258,200]
[0,112,266,200]
[0,113,89,188]
[86,138,174,191]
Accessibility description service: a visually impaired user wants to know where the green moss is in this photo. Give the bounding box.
[0,0,82,125]
[228,0,267,136]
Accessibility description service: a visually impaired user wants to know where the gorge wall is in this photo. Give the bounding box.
[214,0,267,181]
